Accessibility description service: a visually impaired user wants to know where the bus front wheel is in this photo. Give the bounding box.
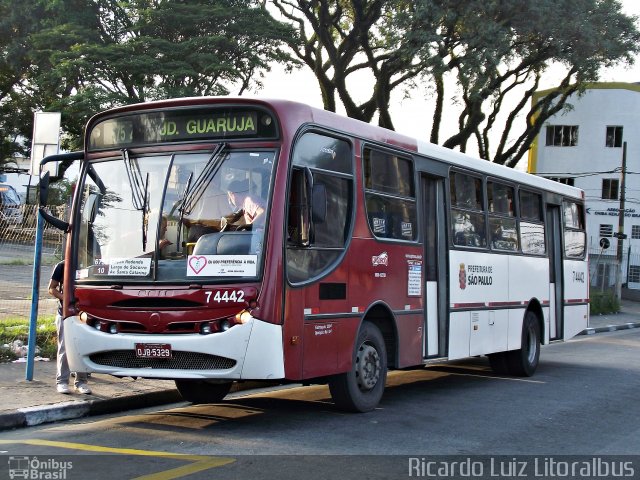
[175,379,233,404]
[328,321,388,413]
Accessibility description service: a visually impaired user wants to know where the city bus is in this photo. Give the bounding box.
[41,97,589,412]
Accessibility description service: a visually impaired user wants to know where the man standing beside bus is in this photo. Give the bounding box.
[49,261,91,395]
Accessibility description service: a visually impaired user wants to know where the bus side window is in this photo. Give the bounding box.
[287,133,353,283]
[450,172,486,248]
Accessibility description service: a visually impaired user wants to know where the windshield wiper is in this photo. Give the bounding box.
[181,142,227,215]
[174,171,193,254]
[141,172,149,251]
[121,149,150,251]
[173,143,227,252]
[121,149,146,211]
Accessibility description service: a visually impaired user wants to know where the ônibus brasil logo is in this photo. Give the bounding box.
[459,263,467,290]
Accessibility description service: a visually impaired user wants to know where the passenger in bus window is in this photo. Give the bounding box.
[452,211,486,247]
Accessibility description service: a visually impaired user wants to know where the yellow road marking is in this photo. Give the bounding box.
[133,458,234,480]
[0,439,235,479]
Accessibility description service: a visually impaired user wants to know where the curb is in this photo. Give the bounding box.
[580,322,640,336]
[0,389,182,432]
[0,381,274,432]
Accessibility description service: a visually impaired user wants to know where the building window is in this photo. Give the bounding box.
[606,126,623,148]
[628,265,640,284]
[546,125,578,146]
[602,179,619,200]
[632,225,640,240]
[600,224,613,237]
[546,177,575,187]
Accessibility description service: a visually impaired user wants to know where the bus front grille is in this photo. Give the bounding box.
[89,350,237,370]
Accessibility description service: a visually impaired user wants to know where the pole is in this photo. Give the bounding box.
[26,207,44,380]
[615,142,627,301]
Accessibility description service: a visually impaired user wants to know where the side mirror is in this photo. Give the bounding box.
[37,152,84,232]
[287,168,311,247]
[39,206,70,232]
[39,171,50,206]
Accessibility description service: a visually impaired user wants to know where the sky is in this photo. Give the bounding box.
[258,0,640,153]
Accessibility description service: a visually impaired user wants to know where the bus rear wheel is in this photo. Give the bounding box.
[175,379,233,404]
[328,321,388,413]
[506,311,540,376]
[488,311,540,376]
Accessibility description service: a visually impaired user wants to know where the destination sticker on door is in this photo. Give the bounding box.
[187,255,257,277]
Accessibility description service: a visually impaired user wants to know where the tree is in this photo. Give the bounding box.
[1,0,297,156]
[410,0,640,166]
[274,0,640,165]
[271,0,428,129]
[0,0,47,167]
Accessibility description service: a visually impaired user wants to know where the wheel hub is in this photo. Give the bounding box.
[356,343,381,391]
[526,324,538,364]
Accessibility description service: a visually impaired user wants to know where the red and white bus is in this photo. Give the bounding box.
[45,97,588,412]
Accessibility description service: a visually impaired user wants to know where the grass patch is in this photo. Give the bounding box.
[0,316,57,362]
[0,258,31,266]
[0,256,59,267]
[590,291,620,315]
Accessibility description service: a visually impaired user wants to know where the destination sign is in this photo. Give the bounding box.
[88,107,277,151]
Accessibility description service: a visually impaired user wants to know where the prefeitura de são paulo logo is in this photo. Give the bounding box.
[459,263,467,290]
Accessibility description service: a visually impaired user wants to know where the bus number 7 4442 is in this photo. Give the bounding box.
[205,290,245,303]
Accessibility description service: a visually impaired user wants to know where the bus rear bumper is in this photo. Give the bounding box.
[64,315,284,381]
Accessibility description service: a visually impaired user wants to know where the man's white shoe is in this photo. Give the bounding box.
[75,384,92,395]
[56,384,70,394]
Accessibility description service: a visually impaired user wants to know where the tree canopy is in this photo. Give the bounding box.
[0,0,296,164]
[2,0,639,168]
[273,0,640,165]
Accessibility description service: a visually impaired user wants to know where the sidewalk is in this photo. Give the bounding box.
[1,302,639,432]
[585,298,640,334]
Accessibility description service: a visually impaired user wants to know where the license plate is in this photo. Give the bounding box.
[135,343,172,359]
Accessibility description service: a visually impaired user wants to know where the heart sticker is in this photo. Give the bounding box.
[188,256,207,274]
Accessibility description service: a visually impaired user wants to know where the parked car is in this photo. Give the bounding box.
[0,183,23,224]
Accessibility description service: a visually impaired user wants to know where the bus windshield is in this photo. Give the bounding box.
[75,148,276,283]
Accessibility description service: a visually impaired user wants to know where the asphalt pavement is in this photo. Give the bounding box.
[1,301,639,432]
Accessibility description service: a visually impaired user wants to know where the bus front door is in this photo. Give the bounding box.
[422,175,448,357]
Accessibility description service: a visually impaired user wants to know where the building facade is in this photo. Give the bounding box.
[528,82,640,289]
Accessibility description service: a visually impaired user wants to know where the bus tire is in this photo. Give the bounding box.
[175,379,233,404]
[328,321,388,413]
[506,311,541,377]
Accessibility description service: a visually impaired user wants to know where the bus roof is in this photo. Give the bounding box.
[88,96,584,201]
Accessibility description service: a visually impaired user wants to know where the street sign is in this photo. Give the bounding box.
[30,112,61,176]
[600,238,610,249]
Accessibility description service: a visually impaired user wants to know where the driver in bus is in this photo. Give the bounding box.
[226,179,265,226]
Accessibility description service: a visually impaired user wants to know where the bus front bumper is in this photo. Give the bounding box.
[63,315,284,381]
